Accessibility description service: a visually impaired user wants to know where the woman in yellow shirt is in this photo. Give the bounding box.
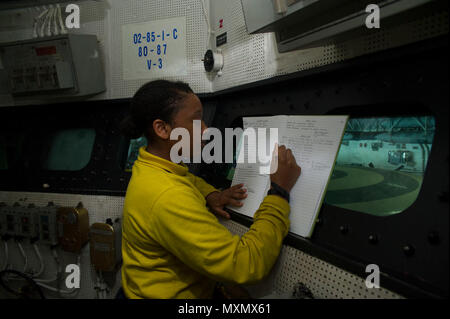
[120,80,301,299]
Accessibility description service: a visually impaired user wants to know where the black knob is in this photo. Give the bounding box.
[368,234,378,244]
[203,49,214,72]
[403,244,415,257]
[106,218,113,226]
[428,231,440,245]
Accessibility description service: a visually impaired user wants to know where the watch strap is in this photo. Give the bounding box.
[268,182,290,203]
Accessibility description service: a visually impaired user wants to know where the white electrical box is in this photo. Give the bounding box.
[37,204,59,245]
[16,205,39,239]
[0,34,105,97]
[241,0,439,52]
[0,202,63,246]
[2,204,19,237]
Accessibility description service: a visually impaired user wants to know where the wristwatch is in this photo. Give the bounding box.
[267,182,290,203]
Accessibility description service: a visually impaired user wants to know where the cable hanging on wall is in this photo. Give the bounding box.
[32,3,67,38]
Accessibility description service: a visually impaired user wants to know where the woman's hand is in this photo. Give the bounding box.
[270,144,301,193]
[206,184,247,219]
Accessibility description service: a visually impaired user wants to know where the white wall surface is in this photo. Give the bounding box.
[0,0,214,106]
[0,0,447,106]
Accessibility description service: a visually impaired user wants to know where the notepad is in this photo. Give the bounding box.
[228,115,349,238]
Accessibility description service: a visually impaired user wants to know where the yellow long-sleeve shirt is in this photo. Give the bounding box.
[121,147,291,299]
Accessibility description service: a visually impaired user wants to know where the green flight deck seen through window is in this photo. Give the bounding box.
[324,116,435,216]
[123,116,435,217]
[43,128,96,171]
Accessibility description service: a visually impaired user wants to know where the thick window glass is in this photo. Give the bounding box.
[43,128,96,171]
[324,116,435,216]
[125,136,148,172]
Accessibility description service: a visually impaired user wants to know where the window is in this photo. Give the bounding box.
[324,116,435,216]
[125,136,148,172]
[43,128,96,171]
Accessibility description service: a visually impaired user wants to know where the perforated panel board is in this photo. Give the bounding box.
[0,191,124,299]
[108,0,213,98]
[0,190,404,299]
[210,0,267,91]
[0,1,447,105]
[0,0,213,107]
[219,219,404,299]
[211,0,448,91]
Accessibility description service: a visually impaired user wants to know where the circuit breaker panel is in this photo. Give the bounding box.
[0,34,105,97]
[0,201,79,248]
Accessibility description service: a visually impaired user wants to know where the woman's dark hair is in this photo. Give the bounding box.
[120,80,193,140]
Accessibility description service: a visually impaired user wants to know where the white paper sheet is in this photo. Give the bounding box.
[229,115,348,238]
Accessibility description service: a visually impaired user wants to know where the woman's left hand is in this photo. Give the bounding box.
[206,184,247,219]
